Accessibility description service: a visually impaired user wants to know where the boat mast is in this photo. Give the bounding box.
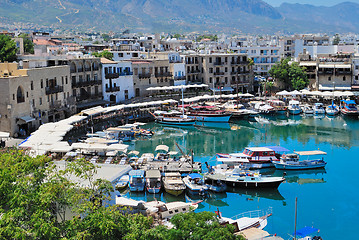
[294,197,298,240]
[182,85,185,118]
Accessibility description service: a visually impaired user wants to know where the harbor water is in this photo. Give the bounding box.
[113,115,359,239]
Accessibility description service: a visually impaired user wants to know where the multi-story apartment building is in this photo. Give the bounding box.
[200,53,253,93]
[0,62,75,136]
[101,58,134,103]
[131,59,173,97]
[297,52,352,91]
[69,58,103,111]
[185,55,201,84]
[351,54,359,90]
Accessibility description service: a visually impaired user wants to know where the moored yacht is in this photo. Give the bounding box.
[217,146,284,169]
[162,172,186,196]
[183,173,208,196]
[288,100,302,115]
[340,99,359,116]
[313,103,325,115]
[273,150,327,170]
[129,170,145,192]
[145,169,162,194]
[326,101,339,116]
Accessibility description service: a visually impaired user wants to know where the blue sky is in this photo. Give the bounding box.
[263,0,358,7]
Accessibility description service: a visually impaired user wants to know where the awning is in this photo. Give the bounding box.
[155,145,169,152]
[295,150,327,156]
[294,227,319,238]
[265,146,290,152]
[17,116,35,124]
[210,87,234,92]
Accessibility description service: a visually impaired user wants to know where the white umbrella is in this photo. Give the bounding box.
[276,90,290,96]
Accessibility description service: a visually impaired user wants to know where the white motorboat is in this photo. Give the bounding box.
[288,100,302,115]
[162,172,186,196]
[253,102,276,115]
[216,146,284,169]
[302,105,314,115]
[115,175,129,191]
[313,103,325,115]
[217,208,272,232]
[145,169,161,194]
[183,173,208,196]
[115,196,199,220]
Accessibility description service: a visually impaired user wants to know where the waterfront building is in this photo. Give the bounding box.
[69,58,104,111]
[0,62,74,136]
[352,54,359,91]
[101,58,134,103]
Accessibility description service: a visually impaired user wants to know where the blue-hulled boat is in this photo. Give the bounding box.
[326,101,339,116]
[273,150,327,170]
[129,170,145,192]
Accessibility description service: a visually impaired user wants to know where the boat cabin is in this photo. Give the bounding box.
[242,147,276,159]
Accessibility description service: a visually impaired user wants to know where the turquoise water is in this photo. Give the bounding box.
[114,115,359,239]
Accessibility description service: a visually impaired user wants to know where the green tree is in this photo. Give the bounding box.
[269,58,291,90]
[289,62,308,90]
[333,34,340,45]
[0,35,17,62]
[102,34,111,42]
[161,211,244,240]
[92,50,114,60]
[19,33,34,54]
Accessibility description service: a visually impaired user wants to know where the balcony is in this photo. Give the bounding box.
[105,72,120,79]
[49,100,63,110]
[231,61,249,65]
[72,80,102,88]
[318,70,334,75]
[105,86,120,93]
[169,59,183,63]
[187,70,200,74]
[139,73,152,79]
[155,72,173,78]
[46,85,63,95]
[174,76,186,80]
[214,62,225,66]
[214,72,225,76]
[336,70,352,75]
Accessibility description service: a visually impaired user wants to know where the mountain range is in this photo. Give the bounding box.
[0,0,358,34]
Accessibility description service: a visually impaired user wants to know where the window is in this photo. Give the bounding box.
[65,76,68,84]
[72,89,76,97]
[16,86,25,103]
[209,77,212,83]
[30,81,33,90]
[328,77,331,81]
[32,99,35,107]
[209,57,212,63]
[26,92,28,98]
[13,94,15,101]
[169,211,173,214]
[343,76,346,81]
[40,79,43,88]
[39,98,42,105]
[62,76,64,85]
[175,209,179,213]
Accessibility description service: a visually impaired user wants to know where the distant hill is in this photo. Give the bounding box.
[277,2,359,33]
[1,0,359,33]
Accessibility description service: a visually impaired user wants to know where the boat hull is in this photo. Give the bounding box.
[273,162,327,170]
[188,114,232,123]
[164,188,184,196]
[157,119,196,126]
[340,109,359,116]
[288,109,302,115]
[224,178,284,189]
[147,187,161,194]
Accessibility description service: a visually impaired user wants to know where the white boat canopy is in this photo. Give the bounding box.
[295,150,327,156]
[155,145,169,152]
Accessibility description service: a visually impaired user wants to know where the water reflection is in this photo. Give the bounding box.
[274,169,327,185]
[226,187,285,201]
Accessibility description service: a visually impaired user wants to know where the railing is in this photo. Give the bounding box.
[174,76,186,80]
[214,72,225,75]
[318,70,334,75]
[72,80,102,88]
[105,86,120,93]
[49,100,63,109]
[188,70,200,74]
[105,73,120,79]
[169,59,183,63]
[336,70,351,75]
[139,73,152,79]
[231,61,249,65]
[155,72,173,78]
[231,207,272,220]
[46,85,63,95]
[214,62,225,66]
